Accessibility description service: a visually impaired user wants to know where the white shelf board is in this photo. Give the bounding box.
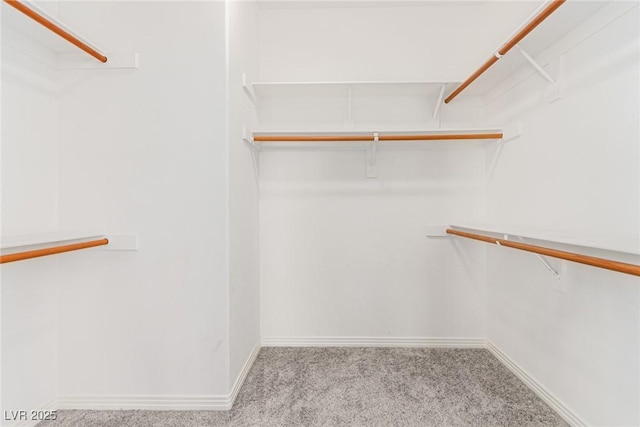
[450,224,640,257]
[461,0,610,96]
[1,232,106,253]
[1,0,104,56]
[253,81,458,98]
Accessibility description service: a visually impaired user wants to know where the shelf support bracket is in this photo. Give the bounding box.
[497,234,561,279]
[534,253,561,280]
[366,132,379,179]
[433,84,445,120]
[242,72,257,105]
[517,45,556,85]
[242,125,260,178]
[517,45,563,103]
[514,236,560,280]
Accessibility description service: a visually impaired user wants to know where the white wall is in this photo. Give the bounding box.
[482,5,640,425]
[228,0,261,383]
[2,1,638,424]
[258,1,544,82]
[256,2,544,342]
[1,8,60,423]
[54,0,231,400]
[259,149,487,340]
[2,0,262,412]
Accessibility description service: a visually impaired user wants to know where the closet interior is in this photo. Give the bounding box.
[1,0,638,425]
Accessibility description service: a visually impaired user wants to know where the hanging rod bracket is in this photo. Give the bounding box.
[366,132,379,179]
[242,72,257,105]
[242,125,258,151]
[242,125,260,179]
[433,85,446,120]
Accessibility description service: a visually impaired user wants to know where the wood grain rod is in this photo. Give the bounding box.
[444,0,566,104]
[0,238,109,264]
[3,0,108,63]
[254,133,503,142]
[446,229,640,277]
[379,133,502,141]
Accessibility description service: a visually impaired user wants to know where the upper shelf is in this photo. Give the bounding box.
[1,232,107,252]
[445,0,612,100]
[0,233,110,264]
[2,0,138,69]
[252,81,457,98]
[446,225,640,277]
[2,0,106,61]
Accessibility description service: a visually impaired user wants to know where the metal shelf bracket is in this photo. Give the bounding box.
[515,236,561,280]
[242,72,257,105]
[496,234,560,279]
[433,84,446,119]
[517,45,563,103]
[242,125,260,178]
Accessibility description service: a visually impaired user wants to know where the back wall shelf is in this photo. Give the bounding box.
[244,78,465,120]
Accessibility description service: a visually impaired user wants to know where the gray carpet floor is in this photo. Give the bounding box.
[39,347,567,426]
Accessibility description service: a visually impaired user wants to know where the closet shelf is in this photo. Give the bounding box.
[1,233,109,264]
[449,224,640,256]
[447,225,640,277]
[252,81,457,98]
[2,0,138,69]
[445,0,609,100]
[3,0,106,62]
[251,129,503,150]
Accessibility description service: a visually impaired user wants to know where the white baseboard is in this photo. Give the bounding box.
[58,343,261,411]
[485,340,585,427]
[262,336,485,348]
[57,394,231,411]
[228,343,261,407]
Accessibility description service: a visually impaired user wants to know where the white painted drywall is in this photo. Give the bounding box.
[1,9,60,424]
[258,1,544,82]
[228,0,261,384]
[259,149,488,340]
[257,2,543,342]
[482,5,640,425]
[54,1,231,398]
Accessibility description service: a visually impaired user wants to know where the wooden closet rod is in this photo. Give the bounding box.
[444,0,566,104]
[0,238,109,264]
[3,0,108,63]
[254,133,503,142]
[446,229,640,277]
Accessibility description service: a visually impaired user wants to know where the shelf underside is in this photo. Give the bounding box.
[450,224,640,257]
